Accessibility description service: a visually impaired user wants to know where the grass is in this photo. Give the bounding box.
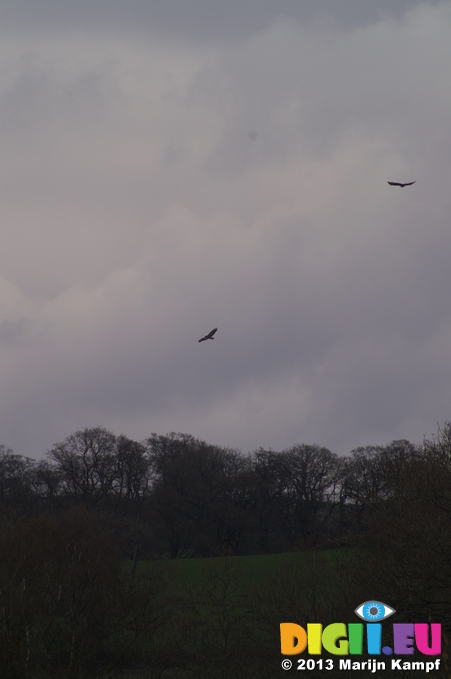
[121,548,361,678]
[133,547,353,593]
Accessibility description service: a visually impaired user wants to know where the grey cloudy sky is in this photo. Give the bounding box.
[1,0,451,458]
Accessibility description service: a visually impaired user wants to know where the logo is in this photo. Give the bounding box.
[280,601,441,673]
[354,601,395,623]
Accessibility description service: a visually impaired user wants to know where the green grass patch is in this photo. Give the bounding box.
[134,547,354,593]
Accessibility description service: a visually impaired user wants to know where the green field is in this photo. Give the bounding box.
[136,547,351,588]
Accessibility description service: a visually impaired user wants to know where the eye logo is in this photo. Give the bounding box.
[354,601,396,622]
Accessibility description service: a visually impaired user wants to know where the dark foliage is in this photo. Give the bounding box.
[0,425,450,676]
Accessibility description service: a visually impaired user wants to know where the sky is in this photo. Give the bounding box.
[1,0,451,459]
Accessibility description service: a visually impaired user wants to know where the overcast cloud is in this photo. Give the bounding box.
[1,0,451,458]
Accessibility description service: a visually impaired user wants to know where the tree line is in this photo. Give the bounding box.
[1,424,451,677]
[0,426,432,558]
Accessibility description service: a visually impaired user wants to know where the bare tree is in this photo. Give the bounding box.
[280,445,341,546]
[146,433,243,557]
[0,444,36,510]
[114,435,151,502]
[352,428,451,628]
[47,427,118,505]
[0,506,165,678]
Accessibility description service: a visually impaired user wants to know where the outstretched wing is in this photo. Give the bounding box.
[198,327,218,342]
[388,181,416,187]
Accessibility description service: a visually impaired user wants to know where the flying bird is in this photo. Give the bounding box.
[387,181,416,187]
[198,328,218,343]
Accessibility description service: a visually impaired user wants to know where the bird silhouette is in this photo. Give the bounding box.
[387,181,416,187]
[198,328,218,343]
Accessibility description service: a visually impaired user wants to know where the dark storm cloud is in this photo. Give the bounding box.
[0,0,442,41]
[1,1,451,459]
